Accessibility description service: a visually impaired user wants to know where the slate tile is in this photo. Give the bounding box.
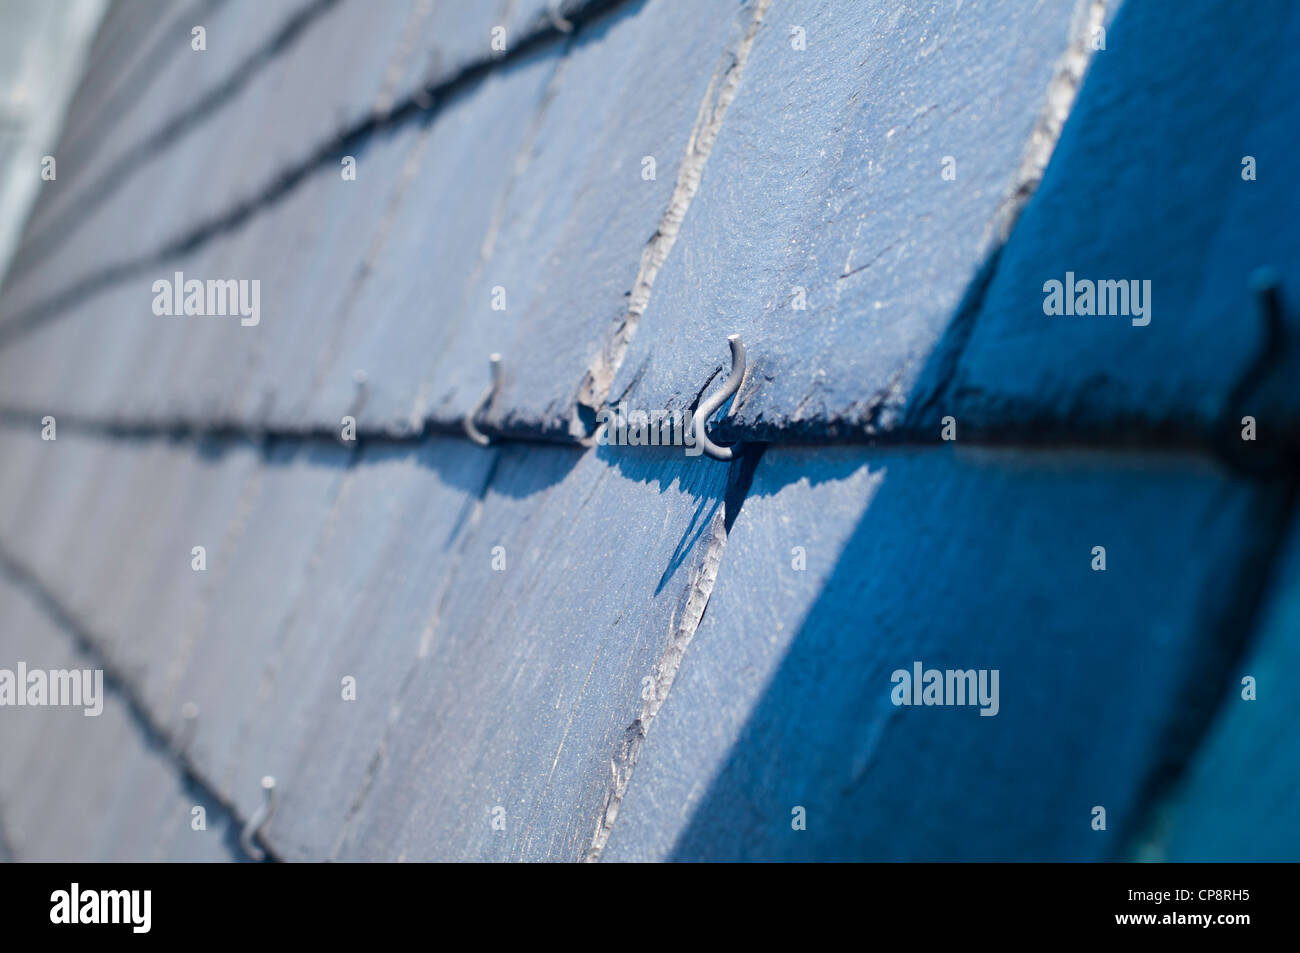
[157,439,353,804]
[214,437,496,857]
[2,0,611,330]
[0,119,420,429]
[11,0,313,283]
[602,444,1286,860]
[331,441,731,860]
[0,427,121,606]
[3,421,734,860]
[609,0,1094,442]
[933,0,1300,446]
[463,0,753,438]
[17,0,222,250]
[290,43,564,434]
[0,427,261,725]
[1,0,751,440]
[299,0,752,437]
[0,427,348,824]
[0,574,236,862]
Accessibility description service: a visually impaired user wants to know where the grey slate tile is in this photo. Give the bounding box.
[10,0,314,284]
[290,43,565,434]
[463,0,755,439]
[0,574,237,862]
[928,0,1300,446]
[0,0,753,441]
[313,0,752,437]
[212,438,497,857]
[0,119,421,428]
[2,0,614,331]
[332,442,731,861]
[174,0,745,439]
[1,421,735,860]
[608,0,1095,443]
[157,439,354,805]
[0,427,120,609]
[601,444,1286,861]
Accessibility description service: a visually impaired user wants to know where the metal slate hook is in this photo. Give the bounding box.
[464,353,502,446]
[240,775,277,862]
[547,0,574,32]
[173,701,198,756]
[692,335,747,461]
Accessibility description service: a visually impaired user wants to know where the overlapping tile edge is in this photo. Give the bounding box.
[0,423,745,861]
[0,0,630,347]
[0,0,1139,451]
[0,0,1294,862]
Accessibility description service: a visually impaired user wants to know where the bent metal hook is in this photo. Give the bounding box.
[464,353,503,447]
[240,775,278,862]
[692,335,747,461]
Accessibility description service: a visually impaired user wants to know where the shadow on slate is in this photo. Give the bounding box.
[610,0,1096,443]
[334,441,730,861]
[919,0,1300,449]
[601,446,1289,861]
[1158,506,1300,861]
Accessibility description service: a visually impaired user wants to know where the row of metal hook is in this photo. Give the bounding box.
[463,335,749,461]
[173,704,277,861]
[192,271,1290,861]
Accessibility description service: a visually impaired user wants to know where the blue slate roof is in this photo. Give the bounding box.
[0,0,1295,861]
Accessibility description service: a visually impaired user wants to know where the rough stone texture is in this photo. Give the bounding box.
[927,0,1300,447]
[1,0,1295,864]
[3,0,602,325]
[0,425,732,861]
[0,121,422,427]
[0,575,238,862]
[0,0,755,440]
[321,0,755,439]
[609,0,1099,443]
[604,446,1288,860]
